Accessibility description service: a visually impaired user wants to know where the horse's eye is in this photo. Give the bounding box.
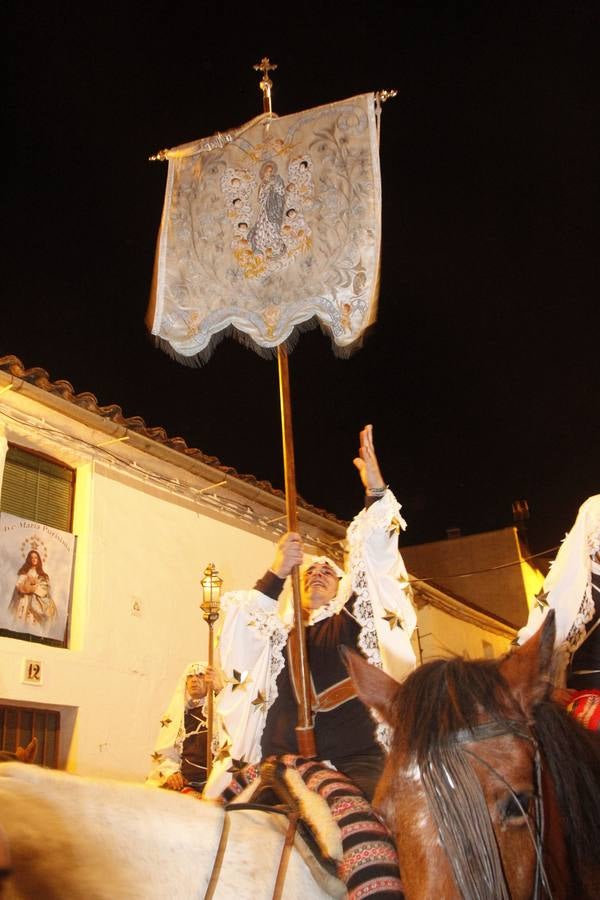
[500,791,532,825]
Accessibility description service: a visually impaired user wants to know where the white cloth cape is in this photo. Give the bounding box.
[204,490,416,798]
[146,661,208,787]
[517,494,600,684]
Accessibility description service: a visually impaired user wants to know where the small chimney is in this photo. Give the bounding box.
[512,500,529,522]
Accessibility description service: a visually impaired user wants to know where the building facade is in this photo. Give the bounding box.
[0,355,515,782]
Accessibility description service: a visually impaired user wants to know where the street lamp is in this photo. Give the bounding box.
[200,563,223,779]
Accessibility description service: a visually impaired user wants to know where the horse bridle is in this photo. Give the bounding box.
[451,719,551,900]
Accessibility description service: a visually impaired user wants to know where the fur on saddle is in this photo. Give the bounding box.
[223,756,343,867]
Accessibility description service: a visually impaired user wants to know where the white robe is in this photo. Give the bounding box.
[204,490,417,797]
[146,661,208,787]
[517,494,600,685]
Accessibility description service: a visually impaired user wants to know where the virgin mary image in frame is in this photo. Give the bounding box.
[0,513,76,646]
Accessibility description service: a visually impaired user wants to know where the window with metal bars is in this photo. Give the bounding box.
[0,444,75,532]
[0,704,60,768]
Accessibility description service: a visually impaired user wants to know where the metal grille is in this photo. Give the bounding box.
[0,704,60,768]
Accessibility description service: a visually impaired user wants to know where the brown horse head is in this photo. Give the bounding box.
[344,612,600,899]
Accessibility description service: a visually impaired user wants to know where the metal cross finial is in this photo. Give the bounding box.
[376,89,398,104]
[253,57,277,114]
[254,56,277,80]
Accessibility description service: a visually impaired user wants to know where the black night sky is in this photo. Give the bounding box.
[5,3,599,553]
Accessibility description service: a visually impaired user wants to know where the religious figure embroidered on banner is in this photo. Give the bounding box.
[148,93,381,360]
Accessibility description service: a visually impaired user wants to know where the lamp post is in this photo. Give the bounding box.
[200,562,223,779]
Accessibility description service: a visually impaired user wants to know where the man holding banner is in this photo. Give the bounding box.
[204,425,416,800]
[148,80,407,895]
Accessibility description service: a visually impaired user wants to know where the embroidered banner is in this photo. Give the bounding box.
[148,93,381,360]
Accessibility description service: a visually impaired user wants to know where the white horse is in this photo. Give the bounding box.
[0,762,344,899]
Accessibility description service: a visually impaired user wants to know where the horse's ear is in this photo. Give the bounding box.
[499,610,555,715]
[15,736,37,764]
[340,645,399,722]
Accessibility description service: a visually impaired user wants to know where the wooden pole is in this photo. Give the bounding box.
[201,563,222,780]
[206,619,214,778]
[277,347,316,757]
[253,58,315,757]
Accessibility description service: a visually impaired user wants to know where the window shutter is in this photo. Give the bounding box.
[1,447,74,532]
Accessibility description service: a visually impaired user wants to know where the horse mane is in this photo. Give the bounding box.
[393,655,518,763]
[394,654,600,881]
[532,700,600,877]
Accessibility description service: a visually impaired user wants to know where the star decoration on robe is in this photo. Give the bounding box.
[151,751,163,762]
[227,756,248,774]
[160,717,172,728]
[382,609,405,630]
[388,517,402,537]
[534,589,550,613]
[251,690,267,713]
[228,669,252,692]
[215,739,233,764]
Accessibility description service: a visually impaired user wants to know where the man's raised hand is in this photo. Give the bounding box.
[353,424,386,493]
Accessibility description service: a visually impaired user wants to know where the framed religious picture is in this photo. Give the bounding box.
[0,513,76,648]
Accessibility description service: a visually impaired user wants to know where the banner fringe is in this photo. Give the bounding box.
[148,317,374,367]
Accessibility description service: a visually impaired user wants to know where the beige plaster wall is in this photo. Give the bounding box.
[1,464,278,781]
[414,603,512,665]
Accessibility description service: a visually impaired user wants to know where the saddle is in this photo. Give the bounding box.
[206,758,346,899]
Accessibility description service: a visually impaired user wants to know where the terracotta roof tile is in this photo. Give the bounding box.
[0,354,345,526]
